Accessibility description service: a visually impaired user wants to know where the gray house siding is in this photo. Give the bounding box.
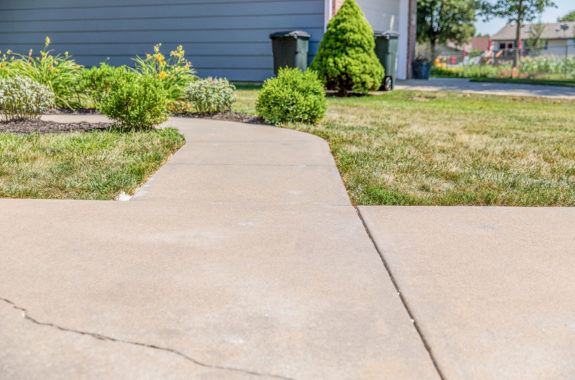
[0,0,325,81]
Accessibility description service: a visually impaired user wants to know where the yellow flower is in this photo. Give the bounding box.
[6,49,12,55]
[45,36,51,48]
[28,49,33,56]
[158,71,168,79]
[153,43,162,54]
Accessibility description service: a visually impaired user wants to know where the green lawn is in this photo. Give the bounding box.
[471,77,575,87]
[0,128,184,200]
[234,89,575,206]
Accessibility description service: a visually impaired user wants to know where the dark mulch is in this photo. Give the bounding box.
[173,111,265,124]
[47,108,266,125]
[0,119,114,134]
[44,107,101,115]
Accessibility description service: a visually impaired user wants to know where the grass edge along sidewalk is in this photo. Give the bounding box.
[234,89,575,207]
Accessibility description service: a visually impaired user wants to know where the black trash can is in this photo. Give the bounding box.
[374,32,399,91]
[412,60,431,80]
[269,31,310,75]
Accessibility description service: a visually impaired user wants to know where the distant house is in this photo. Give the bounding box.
[492,22,575,57]
[0,0,417,81]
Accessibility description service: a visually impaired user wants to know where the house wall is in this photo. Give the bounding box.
[0,0,326,81]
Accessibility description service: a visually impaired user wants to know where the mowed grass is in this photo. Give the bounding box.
[0,128,185,200]
[234,89,575,206]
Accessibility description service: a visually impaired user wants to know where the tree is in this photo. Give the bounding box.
[310,0,384,97]
[480,0,556,67]
[525,22,545,55]
[416,0,477,56]
[558,10,575,22]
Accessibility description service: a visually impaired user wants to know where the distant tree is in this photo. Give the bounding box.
[480,0,556,67]
[525,22,546,55]
[558,10,575,22]
[416,0,477,56]
[310,0,384,96]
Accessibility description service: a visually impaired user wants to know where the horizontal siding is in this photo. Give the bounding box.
[0,0,325,81]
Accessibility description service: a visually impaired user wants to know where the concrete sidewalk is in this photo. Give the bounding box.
[359,207,575,379]
[395,78,575,99]
[0,117,438,379]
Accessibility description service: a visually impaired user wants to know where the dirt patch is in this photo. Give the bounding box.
[0,119,114,134]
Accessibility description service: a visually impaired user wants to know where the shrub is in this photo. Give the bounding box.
[0,76,55,121]
[186,77,235,114]
[98,72,168,130]
[310,0,384,96]
[132,44,197,105]
[8,37,83,108]
[80,63,129,105]
[256,68,326,125]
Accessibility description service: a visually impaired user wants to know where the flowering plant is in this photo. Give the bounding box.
[132,44,197,104]
[8,37,83,108]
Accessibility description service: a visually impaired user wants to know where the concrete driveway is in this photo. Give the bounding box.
[359,207,575,379]
[1,116,573,379]
[395,78,575,99]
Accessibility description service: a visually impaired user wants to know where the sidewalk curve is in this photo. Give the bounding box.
[0,116,438,379]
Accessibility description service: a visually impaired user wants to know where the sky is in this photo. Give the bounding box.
[475,0,574,36]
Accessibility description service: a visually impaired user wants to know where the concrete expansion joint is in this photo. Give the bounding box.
[355,208,446,380]
[0,297,294,380]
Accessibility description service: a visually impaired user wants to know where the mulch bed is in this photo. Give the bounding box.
[0,109,264,134]
[0,119,114,134]
[174,111,265,124]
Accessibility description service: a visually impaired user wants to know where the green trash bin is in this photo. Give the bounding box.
[270,31,310,75]
[374,32,399,91]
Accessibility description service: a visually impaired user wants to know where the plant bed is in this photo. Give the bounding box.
[0,119,113,134]
[470,77,575,87]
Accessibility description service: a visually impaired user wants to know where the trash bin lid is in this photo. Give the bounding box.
[374,31,400,39]
[270,30,311,40]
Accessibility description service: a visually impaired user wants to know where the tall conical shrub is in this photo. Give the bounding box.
[310,0,384,96]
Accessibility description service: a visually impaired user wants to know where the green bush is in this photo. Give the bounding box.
[256,68,326,125]
[186,77,235,114]
[310,0,384,96]
[80,63,128,105]
[0,76,55,121]
[98,72,168,130]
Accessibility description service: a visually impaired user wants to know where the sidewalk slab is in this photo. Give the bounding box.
[359,206,575,380]
[395,78,575,99]
[0,116,439,379]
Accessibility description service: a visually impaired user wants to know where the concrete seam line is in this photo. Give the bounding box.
[355,208,446,380]
[0,297,294,380]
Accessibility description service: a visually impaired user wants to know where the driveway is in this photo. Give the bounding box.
[359,206,575,379]
[395,78,575,99]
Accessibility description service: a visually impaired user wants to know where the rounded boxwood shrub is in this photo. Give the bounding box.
[98,72,168,130]
[256,68,326,125]
[80,63,129,105]
[186,77,236,114]
[310,0,384,96]
[0,75,55,121]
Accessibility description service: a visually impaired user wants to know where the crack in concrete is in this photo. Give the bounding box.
[355,208,446,380]
[0,297,294,380]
